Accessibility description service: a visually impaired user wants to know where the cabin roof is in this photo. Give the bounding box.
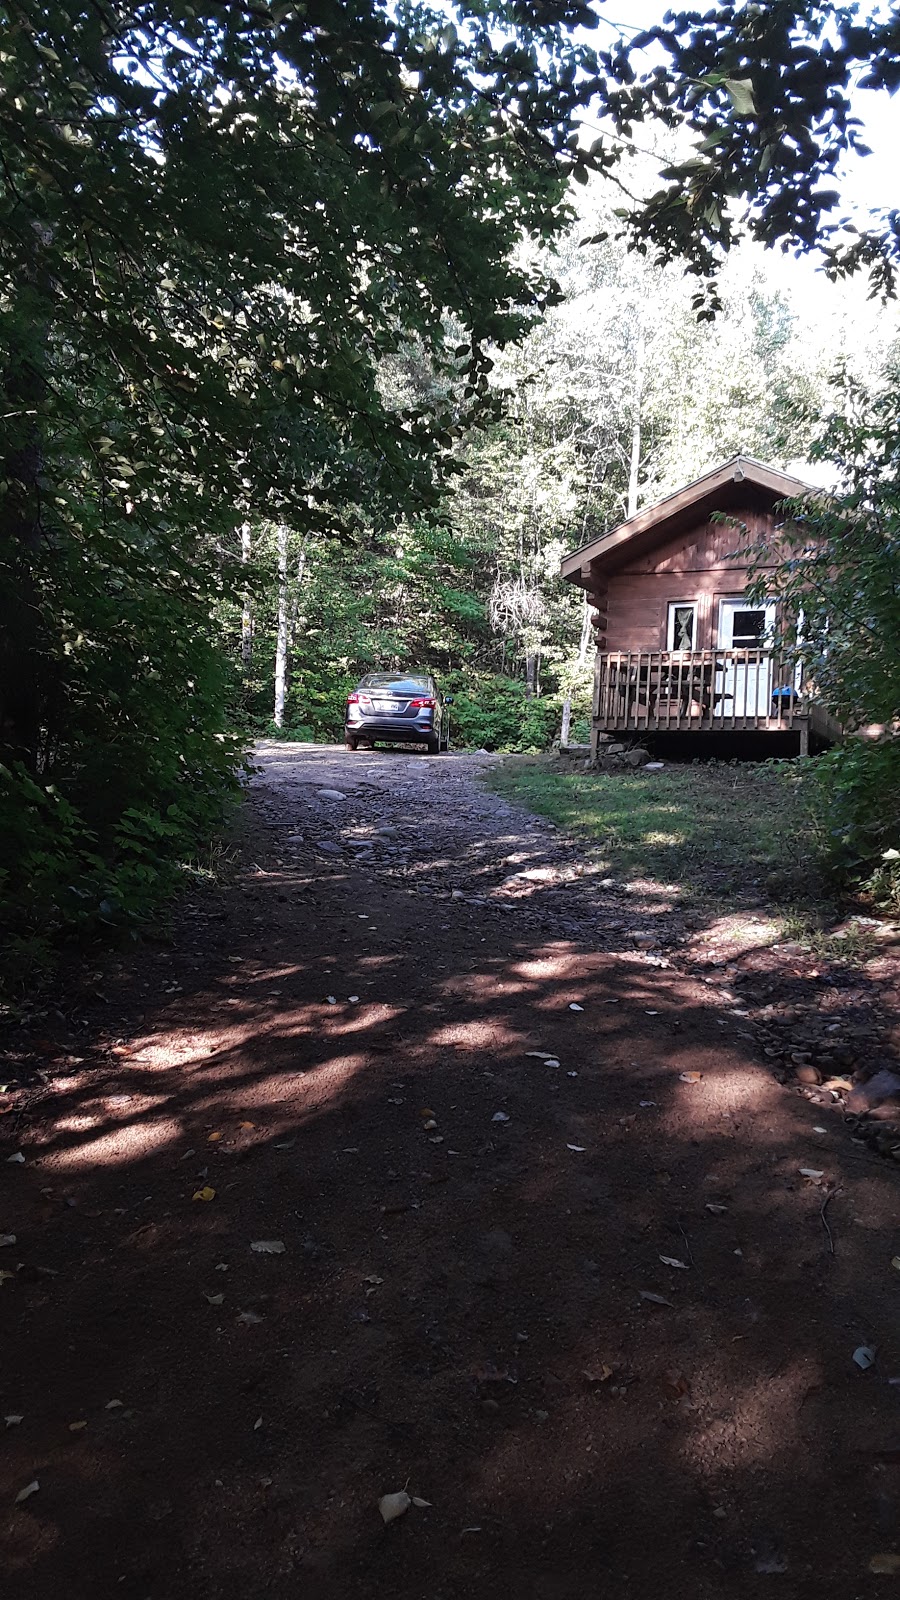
[560,454,815,590]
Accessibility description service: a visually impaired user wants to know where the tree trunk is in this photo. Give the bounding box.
[525,650,538,699]
[240,522,253,671]
[273,523,289,729]
[1,233,50,772]
[627,324,645,520]
[560,593,594,746]
[288,546,307,636]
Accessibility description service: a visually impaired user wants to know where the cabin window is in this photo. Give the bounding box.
[718,598,776,649]
[667,601,697,651]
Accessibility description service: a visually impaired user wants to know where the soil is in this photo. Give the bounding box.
[3,741,900,1599]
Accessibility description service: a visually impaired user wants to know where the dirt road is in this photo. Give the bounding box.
[2,743,899,1598]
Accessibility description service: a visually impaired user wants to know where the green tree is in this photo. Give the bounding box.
[0,0,601,965]
[747,369,900,897]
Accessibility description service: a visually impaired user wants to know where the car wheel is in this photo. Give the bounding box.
[345,737,358,751]
[425,736,440,755]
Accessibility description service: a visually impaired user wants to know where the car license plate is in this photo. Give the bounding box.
[373,699,397,713]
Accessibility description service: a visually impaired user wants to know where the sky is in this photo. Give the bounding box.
[575,3,900,350]
[584,0,900,220]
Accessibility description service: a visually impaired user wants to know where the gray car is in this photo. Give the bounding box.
[345,672,450,754]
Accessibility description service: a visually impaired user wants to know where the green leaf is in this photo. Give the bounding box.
[722,77,756,117]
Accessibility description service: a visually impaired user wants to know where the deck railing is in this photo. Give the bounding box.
[594,649,804,732]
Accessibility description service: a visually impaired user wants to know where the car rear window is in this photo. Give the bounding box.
[362,674,433,693]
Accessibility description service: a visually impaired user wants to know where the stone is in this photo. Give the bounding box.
[479,1228,513,1259]
[794,1063,822,1086]
[631,931,658,949]
[315,841,343,855]
[847,1068,900,1114]
[624,747,651,767]
[317,788,348,801]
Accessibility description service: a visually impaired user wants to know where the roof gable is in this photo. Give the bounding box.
[560,455,814,590]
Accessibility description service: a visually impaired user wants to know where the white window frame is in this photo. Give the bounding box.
[666,600,698,652]
[717,596,776,649]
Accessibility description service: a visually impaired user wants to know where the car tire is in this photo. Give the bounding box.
[345,737,358,751]
[425,736,440,755]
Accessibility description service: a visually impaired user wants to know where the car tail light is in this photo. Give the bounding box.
[346,692,359,704]
[408,697,435,708]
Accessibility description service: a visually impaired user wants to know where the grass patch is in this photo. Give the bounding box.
[486,757,827,910]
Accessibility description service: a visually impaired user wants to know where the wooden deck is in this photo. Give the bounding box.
[593,650,841,750]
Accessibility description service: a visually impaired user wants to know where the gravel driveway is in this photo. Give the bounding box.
[2,741,898,1600]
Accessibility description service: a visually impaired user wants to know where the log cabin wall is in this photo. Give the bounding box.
[602,505,780,653]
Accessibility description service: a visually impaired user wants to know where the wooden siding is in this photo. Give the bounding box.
[599,506,782,653]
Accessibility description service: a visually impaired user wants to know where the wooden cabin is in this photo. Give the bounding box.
[560,455,841,759]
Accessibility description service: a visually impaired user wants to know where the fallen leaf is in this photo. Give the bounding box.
[250,1239,285,1254]
[239,1121,255,1130]
[679,1072,702,1084]
[705,1203,728,1215]
[870,1554,900,1574]
[106,1399,123,1409]
[4,1415,23,1427]
[420,1108,436,1120]
[662,1369,691,1399]
[639,1290,674,1307]
[567,1143,586,1152]
[568,1003,585,1012]
[799,1168,824,1181]
[253,1416,263,1430]
[411,1496,433,1509]
[192,1186,216,1202]
[379,1490,411,1524]
[583,1364,614,1385]
[544,1058,561,1068]
[659,1255,688,1269]
[474,1363,516,1385]
[0,1234,16,1247]
[204,1292,225,1306]
[854,1345,877,1370]
[207,1132,223,1143]
[0,1270,16,1284]
[6,1152,25,1164]
[68,1420,88,1432]
[823,1077,852,1092]
[237,1309,264,1324]
[892,1257,900,1275]
[525,1052,554,1061]
[491,1111,510,1124]
[14,1479,39,1504]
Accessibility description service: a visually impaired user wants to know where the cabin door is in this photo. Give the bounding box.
[716,600,776,716]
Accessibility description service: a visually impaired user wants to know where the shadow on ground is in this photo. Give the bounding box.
[1,747,899,1600]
